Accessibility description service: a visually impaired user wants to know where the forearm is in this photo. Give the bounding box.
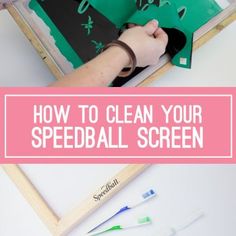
[50,20,168,87]
[51,46,129,87]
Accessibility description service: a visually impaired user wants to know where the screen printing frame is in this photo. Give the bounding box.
[1,164,148,236]
[1,2,236,235]
[4,1,236,87]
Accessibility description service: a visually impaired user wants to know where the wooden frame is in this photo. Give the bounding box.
[1,2,236,235]
[4,1,236,86]
[1,164,148,236]
[137,9,236,87]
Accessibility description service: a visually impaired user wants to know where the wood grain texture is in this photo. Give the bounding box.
[2,4,236,236]
[2,164,148,236]
[6,4,236,86]
[1,165,59,235]
[56,164,149,236]
[6,4,64,81]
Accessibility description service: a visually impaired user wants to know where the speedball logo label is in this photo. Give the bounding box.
[93,179,119,201]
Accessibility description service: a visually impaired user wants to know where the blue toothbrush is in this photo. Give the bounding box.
[87,189,156,233]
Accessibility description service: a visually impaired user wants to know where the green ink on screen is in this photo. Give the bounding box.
[81,16,94,35]
[28,0,223,70]
[29,0,83,68]
[91,40,104,54]
[175,0,222,32]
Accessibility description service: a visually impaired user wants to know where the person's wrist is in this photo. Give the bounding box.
[106,46,131,68]
[103,40,137,77]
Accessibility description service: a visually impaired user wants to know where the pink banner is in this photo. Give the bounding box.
[0,88,235,163]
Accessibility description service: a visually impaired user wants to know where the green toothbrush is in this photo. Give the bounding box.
[87,217,152,236]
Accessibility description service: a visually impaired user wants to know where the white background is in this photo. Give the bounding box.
[1,165,236,236]
[0,5,236,236]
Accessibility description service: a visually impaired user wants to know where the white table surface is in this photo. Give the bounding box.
[1,165,236,236]
[0,10,55,86]
[1,6,236,236]
[0,9,235,87]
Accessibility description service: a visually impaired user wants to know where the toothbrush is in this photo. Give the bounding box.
[87,216,152,236]
[88,189,156,233]
[154,210,205,236]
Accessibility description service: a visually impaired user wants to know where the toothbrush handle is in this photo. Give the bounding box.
[87,206,130,233]
[175,210,204,232]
